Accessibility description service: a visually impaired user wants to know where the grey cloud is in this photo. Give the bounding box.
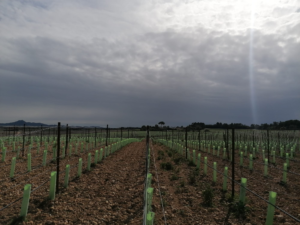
[1,1,299,126]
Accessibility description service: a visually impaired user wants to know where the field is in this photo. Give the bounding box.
[0,128,299,224]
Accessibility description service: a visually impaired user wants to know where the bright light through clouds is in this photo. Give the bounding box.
[0,0,299,126]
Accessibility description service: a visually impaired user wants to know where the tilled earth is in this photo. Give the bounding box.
[0,140,146,225]
[149,141,300,225]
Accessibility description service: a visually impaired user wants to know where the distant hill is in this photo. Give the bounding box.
[0,120,55,127]
[0,120,106,128]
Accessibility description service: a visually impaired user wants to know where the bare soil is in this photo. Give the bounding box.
[0,141,145,225]
[149,140,300,225]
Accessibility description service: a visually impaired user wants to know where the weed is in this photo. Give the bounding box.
[158,150,164,156]
[188,173,196,185]
[162,199,168,207]
[170,174,179,181]
[160,162,173,170]
[188,161,196,167]
[173,157,181,165]
[178,209,186,217]
[180,180,185,187]
[202,185,214,207]
[230,201,248,219]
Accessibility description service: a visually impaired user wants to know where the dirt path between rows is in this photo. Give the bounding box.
[2,140,146,225]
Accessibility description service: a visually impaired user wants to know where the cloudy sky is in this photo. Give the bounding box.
[0,0,299,127]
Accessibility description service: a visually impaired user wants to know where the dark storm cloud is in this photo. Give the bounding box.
[0,0,299,126]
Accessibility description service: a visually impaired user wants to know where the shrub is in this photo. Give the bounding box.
[160,162,173,170]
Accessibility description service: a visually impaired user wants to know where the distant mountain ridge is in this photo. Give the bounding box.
[0,120,104,128]
[0,120,55,127]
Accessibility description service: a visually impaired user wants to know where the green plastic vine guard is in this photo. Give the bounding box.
[213,146,215,155]
[204,157,207,175]
[223,148,226,159]
[100,148,103,161]
[197,153,201,169]
[52,146,56,160]
[213,162,217,183]
[223,167,228,191]
[265,191,277,225]
[147,187,154,213]
[17,147,20,158]
[69,145,72,156]
[146,211,155,225]
[20,184,31,219]
[253,147,256,158]
[87,153,91,171]
[2,147,6,162]
[280,147,283,157]
[42,150,47,166]
[64,164,70,188]
[286,153,289,167]
[49,171,57,200]
[28,145,31,154]
[81,143,83,153]
[262,150,265,162]
[104,146,107,158]
[37,144,40,155]
[13,142,15,152]
[27,153,31,172]
[10,157,16,178]
[193,150,196,164]
[217,146,220,157]
[240,152,243,166]
[95,150,99,164]
[264,159,268,177]
[272,151,275,164]
[239,178,247,204]
[60,145,64,158]
[78,158,82,177]
[282,163,287,184]
[249,154,253,171]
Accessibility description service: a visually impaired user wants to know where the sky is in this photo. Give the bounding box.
[0,0,300,127]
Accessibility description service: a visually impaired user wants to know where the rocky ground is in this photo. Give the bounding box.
[149,140,300,225]
[0,140,146,225]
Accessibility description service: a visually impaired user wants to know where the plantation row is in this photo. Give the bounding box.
[154,137,300,224]
[0,138,140,223]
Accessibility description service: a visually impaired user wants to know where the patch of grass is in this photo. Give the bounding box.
[202,185,214,207]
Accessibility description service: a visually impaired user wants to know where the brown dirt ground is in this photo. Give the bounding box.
[0,140,146,225]
[149,140,300,225]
